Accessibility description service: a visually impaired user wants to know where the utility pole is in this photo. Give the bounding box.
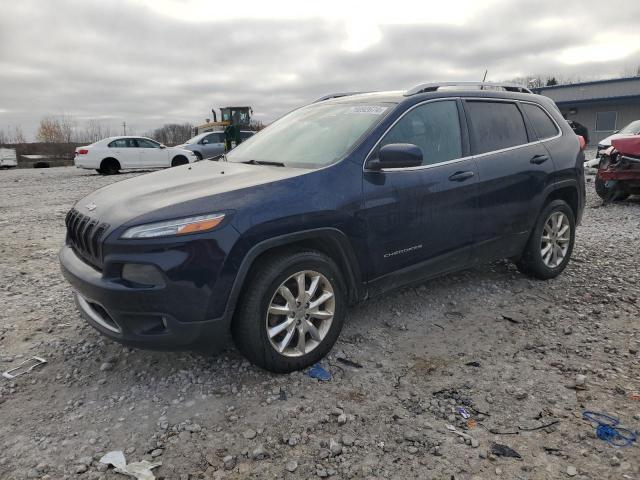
[122,122,127,135]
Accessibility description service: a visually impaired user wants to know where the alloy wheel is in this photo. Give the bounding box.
[540,211,571,268]
[265,270,335,357]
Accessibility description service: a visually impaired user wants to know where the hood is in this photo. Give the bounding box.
[75,160,307,228]
[599,133,636,147]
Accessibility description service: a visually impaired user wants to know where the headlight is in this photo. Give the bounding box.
[121,213,225,239]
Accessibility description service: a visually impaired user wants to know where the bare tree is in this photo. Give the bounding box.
[147,123,193,146]
[75,119,112,143]
[0,129,7,145]
[9,125,26,144]
[36,115,76,143]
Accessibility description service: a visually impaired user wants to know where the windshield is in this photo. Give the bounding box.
[185,133,207,144]
[619,120,640,135]
[226,102,393,168]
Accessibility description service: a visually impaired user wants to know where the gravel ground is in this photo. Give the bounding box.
[0,166,639,480]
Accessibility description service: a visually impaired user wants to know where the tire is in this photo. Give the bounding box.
[193,151,203,161]
[232,249,346,373]
[595,176,629,201]
[171,156,189,167]
[100,158,120,175]
[95,169,104,174]
[516,200,575,280]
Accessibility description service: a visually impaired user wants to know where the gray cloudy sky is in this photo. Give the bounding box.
[1,0,639,139]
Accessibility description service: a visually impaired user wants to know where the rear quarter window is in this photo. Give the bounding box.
[465,101,528,154]
[521,103,559,140]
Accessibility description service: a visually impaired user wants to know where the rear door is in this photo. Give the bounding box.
[463,99,556,260]
[108,138,139,168]
[362,98,478,290]
[136,138,168,167]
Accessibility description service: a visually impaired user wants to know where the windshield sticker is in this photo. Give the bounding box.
[347,106,388,115]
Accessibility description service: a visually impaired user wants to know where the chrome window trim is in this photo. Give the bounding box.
[364,97,563,172]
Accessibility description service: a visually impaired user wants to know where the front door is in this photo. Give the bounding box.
[361,99,478,292]
[136,138,168,168]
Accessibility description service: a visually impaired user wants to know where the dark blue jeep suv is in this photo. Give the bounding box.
[60,82,585,372]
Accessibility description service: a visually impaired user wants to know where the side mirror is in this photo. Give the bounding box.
[202,139,209,145]
[159,144,166,149]
[367,143,423,170]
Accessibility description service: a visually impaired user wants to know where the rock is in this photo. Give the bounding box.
[243,428,257,439]
[337,413,347,425]
[285,460,298,472]
[575,374,586,387]
[567,465,577,476]
[150,449,163,458]
[251,445,266,460]
[329,438,342,456]
[403,430,421,442]
[317,448,330,460]
[99,362,113,372]
[471,438,479,448]
[78,457,93,466]
[288,433,300,446]
[185,423,201,433]
[342,434,355,447]
[223,455,236,470]
[74,464,88,474]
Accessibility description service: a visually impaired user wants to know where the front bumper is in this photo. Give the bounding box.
[59,245,231,351]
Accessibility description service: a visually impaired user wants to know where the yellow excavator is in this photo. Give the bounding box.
[193,106,253,150]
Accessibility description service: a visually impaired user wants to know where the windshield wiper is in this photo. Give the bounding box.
[242,159,286,167]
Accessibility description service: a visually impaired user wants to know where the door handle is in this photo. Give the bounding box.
[530,154,548,165]
[448,171,475,182]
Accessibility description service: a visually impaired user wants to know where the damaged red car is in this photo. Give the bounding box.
[595,137,640,201]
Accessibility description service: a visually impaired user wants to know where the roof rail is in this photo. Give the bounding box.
[405,82,533,96]
[313,91,371,103]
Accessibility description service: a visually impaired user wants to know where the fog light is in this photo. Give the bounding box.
[121,263,165,287]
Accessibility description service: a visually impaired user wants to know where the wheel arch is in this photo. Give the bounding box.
[100,157,121,169]
[225,229,364,320]
[543,180,580,222]
[171,155,188,166]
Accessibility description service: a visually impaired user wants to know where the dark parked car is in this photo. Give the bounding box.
[60,82,585,372]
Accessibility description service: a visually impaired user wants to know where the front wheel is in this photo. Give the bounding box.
[232,250,346,373]
[516,200,575,280]
[171,156,189,167]
[595,176,629,201]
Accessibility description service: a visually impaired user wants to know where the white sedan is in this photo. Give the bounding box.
[74,136,198,175]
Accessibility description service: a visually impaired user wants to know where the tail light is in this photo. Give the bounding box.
[77,149,89,155]
[577,136,586,150]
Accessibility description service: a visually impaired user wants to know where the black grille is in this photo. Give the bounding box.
[65,209,109,268]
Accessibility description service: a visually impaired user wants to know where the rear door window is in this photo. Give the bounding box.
[108,138,135,148]
[465,101,528,154]
[378,100,462,166]
[521,103,559,140]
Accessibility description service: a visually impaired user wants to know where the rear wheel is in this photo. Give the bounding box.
[232,250,346,373]
[100,158,120,175]
[171,156,188,167]
[516,200,575,280]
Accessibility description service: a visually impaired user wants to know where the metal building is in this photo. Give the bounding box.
[534,76,640,145]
